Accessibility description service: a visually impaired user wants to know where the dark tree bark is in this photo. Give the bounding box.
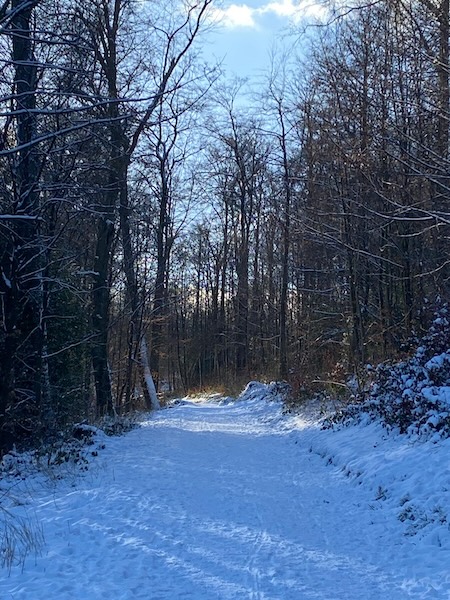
[150,130,175,392]
[0,0,44,448]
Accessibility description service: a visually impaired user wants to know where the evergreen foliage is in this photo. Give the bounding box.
[325,305,450,438]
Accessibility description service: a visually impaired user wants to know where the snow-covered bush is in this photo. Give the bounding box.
[238,381,293,404]
[0,425,107,477]
[96,414,139,437]
[325,305,450,439]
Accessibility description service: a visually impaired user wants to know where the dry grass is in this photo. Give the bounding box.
[0,503,44,572]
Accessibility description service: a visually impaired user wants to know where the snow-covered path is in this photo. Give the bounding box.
[0,396,444,599]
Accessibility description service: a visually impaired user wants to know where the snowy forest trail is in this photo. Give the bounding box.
[0,397,439,599]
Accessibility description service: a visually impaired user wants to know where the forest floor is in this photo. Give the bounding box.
[1,384,450,599]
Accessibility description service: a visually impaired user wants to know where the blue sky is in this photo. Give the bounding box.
[205,1,325,80]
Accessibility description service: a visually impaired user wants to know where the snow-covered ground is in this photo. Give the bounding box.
[1,383,450,599]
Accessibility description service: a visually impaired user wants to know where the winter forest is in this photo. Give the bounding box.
[1,0,449,452]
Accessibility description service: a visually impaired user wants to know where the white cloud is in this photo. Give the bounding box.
[210,4,257,29]
[261,0,298,18]
[210,0,325,30]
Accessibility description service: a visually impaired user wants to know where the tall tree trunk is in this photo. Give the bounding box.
[0,0,44,447]
[235,189,250,373]
[91,193,115,416]
[150,147,171,392]
[118,155,160,411]
[438,0,449,161]
[278,108,291,381]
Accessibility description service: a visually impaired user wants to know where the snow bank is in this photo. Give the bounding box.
[237,380,450,557]
[237,382,450,598]
[299,417,450,546]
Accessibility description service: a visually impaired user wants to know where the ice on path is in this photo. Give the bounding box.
[0,396,445,599]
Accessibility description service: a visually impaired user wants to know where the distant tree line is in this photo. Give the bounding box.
[0,0,449,450]
[174,0,449,394]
